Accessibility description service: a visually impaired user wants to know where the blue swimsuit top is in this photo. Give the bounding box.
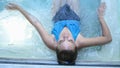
[52,20,80,41]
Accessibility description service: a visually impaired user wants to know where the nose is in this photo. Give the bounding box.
[63,35,69,40]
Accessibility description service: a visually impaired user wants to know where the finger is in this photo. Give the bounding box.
[6,4,13,10]
[7,2,16,7]
[8,2,14,5]
[5,4,10,9]
[101,2,106,8]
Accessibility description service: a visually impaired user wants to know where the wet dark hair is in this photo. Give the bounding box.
[56,47,78,65]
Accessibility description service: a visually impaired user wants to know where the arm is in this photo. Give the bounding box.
[76,3,112,49]
[6,3,56,50]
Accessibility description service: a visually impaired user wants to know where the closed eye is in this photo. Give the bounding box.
[68,40,74,43]
[58,40,64,44]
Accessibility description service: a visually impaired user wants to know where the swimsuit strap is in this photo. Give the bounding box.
[52,20,80,41]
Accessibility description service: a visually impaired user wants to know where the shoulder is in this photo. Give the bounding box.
[51,34,58,50]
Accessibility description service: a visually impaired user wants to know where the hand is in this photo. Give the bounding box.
[98,2,106,18]
[6,3,20,10]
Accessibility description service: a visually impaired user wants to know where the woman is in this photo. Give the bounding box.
[6,0,112,65]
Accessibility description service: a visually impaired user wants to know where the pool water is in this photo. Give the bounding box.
[0,0,120,61]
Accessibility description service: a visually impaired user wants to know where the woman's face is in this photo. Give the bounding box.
[57,36,76,51]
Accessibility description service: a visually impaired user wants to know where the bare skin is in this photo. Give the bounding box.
[52,0,80,16]
[76,3,112,48]
[6,2,112,51]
